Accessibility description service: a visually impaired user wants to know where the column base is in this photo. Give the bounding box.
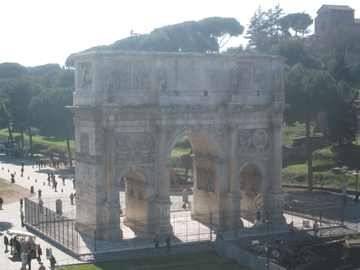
[153,199,173,236]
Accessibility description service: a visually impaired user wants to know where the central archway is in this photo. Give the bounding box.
[167,128,226,226]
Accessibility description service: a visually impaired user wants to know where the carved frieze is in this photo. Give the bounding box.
[197,167,215,193]
[231,63,251,91]
[116,154,155,165]
[253,63,267,89]
[252,130,268,148]
[157,68,167,92]
[238,147,270,157]
[238,130,251,149]
[115,134,132,154]
[78,62,92,88]
[80,133,89,153]
[272,67,283,92]
[134,134,154,153]
[105,66,116,103]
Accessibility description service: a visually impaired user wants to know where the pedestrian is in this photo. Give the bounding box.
[70,193,74,205]
[62,175,65,186]
[4,235,9,252]
[21,211,25,227]
[0,196,4,210]
[38,189,42,198]
[73,178,76,189]
[38,262,45,270]
[21,167,24,177]
[49,255,56,270]
[166,235,171,253]
[289,221,295,237]
[27,250,32,270]
[37,245,42,263]
[53,180,57,192]
[21,250,27,270]
[313,220,319,237]
[38,199,44,213]
[20,198,23,211]
[153,236,159,252]
[10,237,14,254]
[16,238,21,257]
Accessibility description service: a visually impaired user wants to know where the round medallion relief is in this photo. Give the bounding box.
[252,130,268,148]
[134,134,154,153]
[238,130,251,149]
[115,134,132,154]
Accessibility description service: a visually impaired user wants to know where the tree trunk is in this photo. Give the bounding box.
[29,128,33,157]
[7,120,13,143]
[21,130,24,148]
[306,120,313,192]
[65,127,73,168]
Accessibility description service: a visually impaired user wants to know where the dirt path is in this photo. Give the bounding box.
[0,178,34,205]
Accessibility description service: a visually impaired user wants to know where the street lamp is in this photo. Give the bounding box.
[354,170,359,203]
[265,211,270,270]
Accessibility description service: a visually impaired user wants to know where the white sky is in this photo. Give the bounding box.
[0,0,359,67]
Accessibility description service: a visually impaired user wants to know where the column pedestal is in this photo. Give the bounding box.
[154,199,173,236]
[101,201,123,241]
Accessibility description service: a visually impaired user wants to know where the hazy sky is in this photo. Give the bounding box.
[1,0,359,67]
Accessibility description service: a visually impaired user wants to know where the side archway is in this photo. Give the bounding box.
[239,163,264,222]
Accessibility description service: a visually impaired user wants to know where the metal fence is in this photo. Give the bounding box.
[24,198,79,252]
[24,197,345,255]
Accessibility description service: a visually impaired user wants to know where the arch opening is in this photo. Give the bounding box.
[240,164,263,223]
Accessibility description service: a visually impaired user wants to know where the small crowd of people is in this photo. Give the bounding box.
[153,235,172,253]
[4,234,56,270]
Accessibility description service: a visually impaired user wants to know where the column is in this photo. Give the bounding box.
[154,130,172,236]
[268,112,286,224]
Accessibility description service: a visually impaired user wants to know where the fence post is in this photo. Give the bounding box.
[210,212,212,241]
[94,230,97,251]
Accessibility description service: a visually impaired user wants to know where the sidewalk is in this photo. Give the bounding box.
[0,153,79,270]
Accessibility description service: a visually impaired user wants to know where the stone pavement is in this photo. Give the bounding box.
[0,153,79,270]
[1,152,360,269]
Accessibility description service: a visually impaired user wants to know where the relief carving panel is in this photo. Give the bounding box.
[78,62,92,88]
[197,167,215,193]
[80,133,89,153]
[134,134,154,153]
[115,134,132,154]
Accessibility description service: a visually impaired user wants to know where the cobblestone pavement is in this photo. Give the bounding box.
[1,152,360,269]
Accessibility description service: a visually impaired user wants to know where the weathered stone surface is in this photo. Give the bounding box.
[69,51,286,239]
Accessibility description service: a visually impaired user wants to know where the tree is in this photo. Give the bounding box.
[65,17,245,67]
[5,78,41,147]
[324,80,358,145]
[0,63,26,79]
[279,13,313,37]
[285,68,338,192]
[269,39,320,69]
[197,17,244,52]
[29,87,74,166]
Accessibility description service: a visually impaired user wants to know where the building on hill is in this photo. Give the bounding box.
[315,5,360,35]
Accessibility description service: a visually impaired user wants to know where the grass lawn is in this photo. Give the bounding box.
[0,128,75,156]
[61,251,245,270]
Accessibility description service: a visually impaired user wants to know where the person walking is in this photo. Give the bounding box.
[21,211,25,227]
[49,255,56,270]
[313,221,319,237]
[37,245,42,263]
[70,193,74,205]
[154,236,159,252]
[27,250,32,270]
[20,198,23,211]
[62,175,66,186]
[0,196,3,210]
[4,235,9,252]
[166,235,171,253]
[38,262,45,270]
[21,250,27,270]
[289,221,295,237]
[53,180,58,192]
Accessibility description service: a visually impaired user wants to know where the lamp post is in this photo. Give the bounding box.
[354,170,359,203]
[265,211,270,270]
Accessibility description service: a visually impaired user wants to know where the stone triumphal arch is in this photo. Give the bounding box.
[69,51,286,240]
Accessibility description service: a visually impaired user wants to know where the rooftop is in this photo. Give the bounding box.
[317,5,355,13]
